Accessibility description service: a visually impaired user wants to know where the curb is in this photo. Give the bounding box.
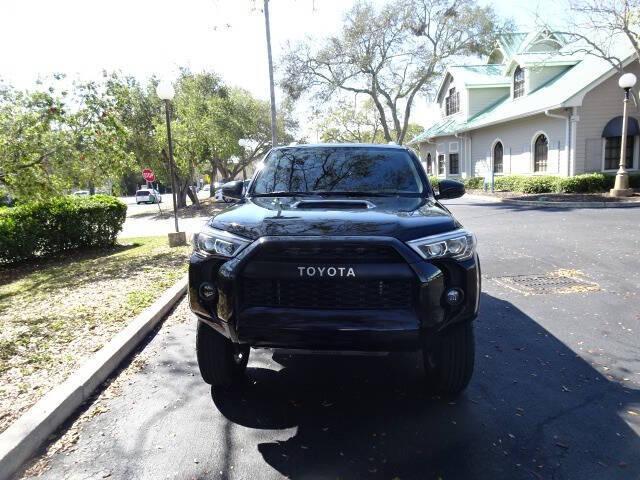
[464,193,640,209]
[501,198,640,208]
[0,275,188,480]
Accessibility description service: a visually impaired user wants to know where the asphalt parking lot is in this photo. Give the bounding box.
[21,197,640,480]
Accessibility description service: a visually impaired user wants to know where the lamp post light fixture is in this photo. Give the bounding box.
[610,72,637,197]
[156,79,186,246]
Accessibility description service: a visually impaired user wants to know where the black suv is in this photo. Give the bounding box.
[189,144,480,395]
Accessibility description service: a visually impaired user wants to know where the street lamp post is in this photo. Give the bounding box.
[156,80,186,246]
[263,0,278,148]
[610,72,637,197]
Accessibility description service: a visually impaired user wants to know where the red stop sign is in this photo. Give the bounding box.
[142,168,155,182]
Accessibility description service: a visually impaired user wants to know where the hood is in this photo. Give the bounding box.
[208,196,460,242]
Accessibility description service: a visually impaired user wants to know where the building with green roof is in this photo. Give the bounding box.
[409,29,639,180]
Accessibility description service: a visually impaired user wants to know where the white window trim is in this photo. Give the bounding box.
[512,65,527,100]
[436,152,446,177]
[490,138,504,175]
[449,142,459,153]
[601,135,639,172]
[530,131,550,173]
[448,152,461,176]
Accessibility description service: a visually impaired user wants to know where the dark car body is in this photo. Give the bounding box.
[189,144,480,355]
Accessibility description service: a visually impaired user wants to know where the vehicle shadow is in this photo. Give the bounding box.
[211,293,640,480]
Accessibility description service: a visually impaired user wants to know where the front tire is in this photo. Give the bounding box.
[423,322,475,396]
[196,322,249,387]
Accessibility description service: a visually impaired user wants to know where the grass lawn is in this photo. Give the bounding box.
[0,236,190,434]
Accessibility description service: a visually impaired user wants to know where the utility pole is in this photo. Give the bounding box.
[263,0,278,148]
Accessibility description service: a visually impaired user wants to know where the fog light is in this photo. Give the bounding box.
[444,288,464,306]
[199,282,217,301]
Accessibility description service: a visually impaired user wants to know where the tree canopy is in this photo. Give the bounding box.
[281,0,510,144]
[0,70,295,205]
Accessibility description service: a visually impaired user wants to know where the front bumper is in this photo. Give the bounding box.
[189,236,480,352]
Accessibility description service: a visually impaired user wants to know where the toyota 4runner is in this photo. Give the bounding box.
[189,144,480,395]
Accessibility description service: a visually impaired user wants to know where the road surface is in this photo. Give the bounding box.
[119,193,224,239]
[21,196,640,480]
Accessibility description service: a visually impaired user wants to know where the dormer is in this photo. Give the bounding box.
[526,30,564,53]
[436,66,510,120]
[437,73,466,119]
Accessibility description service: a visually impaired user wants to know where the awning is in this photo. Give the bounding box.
[602,116,640,137]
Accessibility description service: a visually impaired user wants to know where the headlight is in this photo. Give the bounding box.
[407,229,476,261]
[193,226,251,258]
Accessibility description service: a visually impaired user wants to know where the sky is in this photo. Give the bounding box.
[1,0,571,131]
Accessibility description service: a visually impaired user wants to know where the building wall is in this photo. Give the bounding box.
[575,62,640,174]
[468,113,567,177]
[467,87,509,118]
[528,65,569,93]
[418,135,467,178]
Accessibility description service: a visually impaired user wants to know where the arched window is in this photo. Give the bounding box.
[534,134,548,172]
[493,142,503,173]
[513,66,525,99]
[426,153,432,174]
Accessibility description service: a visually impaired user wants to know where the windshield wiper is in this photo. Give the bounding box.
[251,191,317,197]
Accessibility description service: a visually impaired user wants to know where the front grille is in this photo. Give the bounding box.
[242,278,413,310]
[251,244,402,264]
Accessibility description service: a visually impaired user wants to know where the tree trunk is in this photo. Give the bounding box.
[186,185,200,208]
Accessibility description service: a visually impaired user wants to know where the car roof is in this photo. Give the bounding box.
[272,142,409,151]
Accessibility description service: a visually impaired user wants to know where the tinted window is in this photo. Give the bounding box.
[252,147,424,195]
[136,190,150,195]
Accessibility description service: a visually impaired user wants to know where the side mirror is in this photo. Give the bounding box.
[435,179,465,200]
[221,180,244,200]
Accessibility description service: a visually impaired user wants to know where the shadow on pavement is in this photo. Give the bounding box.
[126,202,227,220]
[211,293,640,480]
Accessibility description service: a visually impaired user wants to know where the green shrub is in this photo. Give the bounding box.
[463,177,484,189]
[428,176,439,189]
[0,195,126,264]
[557,173,610,193]
[494,175,526,192]
[517,175,559,193]
[623,173,640,188]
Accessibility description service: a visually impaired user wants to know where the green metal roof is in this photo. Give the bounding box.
[409,35,635,145]
[409,117,465,144]
[448,64,509,86]
[498,32,528,57]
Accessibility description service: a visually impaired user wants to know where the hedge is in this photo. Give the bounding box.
[0,195,127,264]
[462,172,640,194]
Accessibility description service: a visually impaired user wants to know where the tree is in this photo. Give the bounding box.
[281,0,508,144]
[543,1,640,70]
[316,97,424,144]
[211,88,295,184]
[0,75,134,201]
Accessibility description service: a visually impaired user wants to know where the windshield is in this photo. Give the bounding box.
[251,147,425,196]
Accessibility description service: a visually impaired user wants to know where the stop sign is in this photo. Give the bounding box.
[142,168,155,182]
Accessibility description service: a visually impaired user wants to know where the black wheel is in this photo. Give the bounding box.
[423,322,475,396]
[196,321,249,387]
[223,197,231,203]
